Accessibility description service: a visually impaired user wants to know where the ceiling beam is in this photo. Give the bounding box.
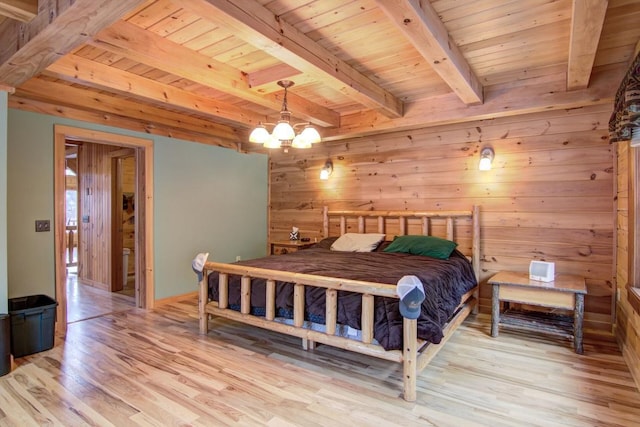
[182,0,404,118]
[0,0,37,22]
[91,20,339,128]
[376,0,483,105]
[45,54,268,129]
[16,77,241,143]
[567,0,608,90]
[323,63,624,140]
[247,64,303,92]
[0,0,148,87]
[9,95,242,150]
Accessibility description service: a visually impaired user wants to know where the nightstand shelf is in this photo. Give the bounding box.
[499,309,574,339]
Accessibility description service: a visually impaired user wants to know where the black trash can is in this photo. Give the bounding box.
[9,295,58,358]
[0,314,10,376]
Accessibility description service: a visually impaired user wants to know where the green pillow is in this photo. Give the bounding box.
[383,235,458,259]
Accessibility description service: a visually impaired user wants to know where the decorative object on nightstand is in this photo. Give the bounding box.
[488,271,587,354]
[529,260,555,282]
[289,226,299,241]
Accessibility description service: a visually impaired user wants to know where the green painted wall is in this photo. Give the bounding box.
[7,109,268,302]
[0,92,7,313]
[153,136,268,299]
[7,110,56,299]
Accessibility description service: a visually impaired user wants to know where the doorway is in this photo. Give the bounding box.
[54,125,154,334]
[64,144,78,275]
[112,152,137,297]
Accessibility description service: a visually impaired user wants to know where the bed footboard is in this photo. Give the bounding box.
[198,263,477,401]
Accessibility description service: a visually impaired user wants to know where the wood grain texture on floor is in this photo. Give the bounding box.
[66,274,134,324]
[1,295,638,426]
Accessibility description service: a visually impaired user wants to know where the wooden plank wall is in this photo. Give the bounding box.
[78,143,116,291]
[269,104,615,332]
[615,142,640,385]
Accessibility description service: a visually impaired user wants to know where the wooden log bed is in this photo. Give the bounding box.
[198,206,480,402]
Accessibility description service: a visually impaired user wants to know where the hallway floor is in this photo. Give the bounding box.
[66,272,134,323]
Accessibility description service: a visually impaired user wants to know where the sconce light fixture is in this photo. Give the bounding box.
[479,147,494,171]
[320,160,333,180]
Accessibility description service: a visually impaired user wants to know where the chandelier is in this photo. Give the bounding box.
[249,80,321,151]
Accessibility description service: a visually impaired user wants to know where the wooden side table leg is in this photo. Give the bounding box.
[574,293,584,354]
[491,284,500,337]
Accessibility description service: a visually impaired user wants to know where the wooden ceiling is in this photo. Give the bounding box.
[0,0,638,150]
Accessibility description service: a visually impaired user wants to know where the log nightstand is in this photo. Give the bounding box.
[270,240,315,255]
[488,271,587,354]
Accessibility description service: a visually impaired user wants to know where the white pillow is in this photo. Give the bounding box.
[330,233,386,252]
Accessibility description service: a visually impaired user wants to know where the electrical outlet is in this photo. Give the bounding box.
[236,255,241,261]
[35,220,50,232]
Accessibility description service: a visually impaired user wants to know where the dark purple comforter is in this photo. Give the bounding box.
[207,243,477,350]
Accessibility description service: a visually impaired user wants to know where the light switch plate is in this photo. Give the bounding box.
[35,220,50,232]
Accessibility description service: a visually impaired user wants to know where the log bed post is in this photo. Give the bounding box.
[361,294,374,344]
[240,276,251,314]
[323,206,329,237]
[218,273,228,309]
[402,317,418,402]
[446,217,454,241]
[199,270,209,334]
[326,289,337,335]
[294,284,305,327]
[421,217,429,235]
[472,205,480,314]
[266,279,276,321]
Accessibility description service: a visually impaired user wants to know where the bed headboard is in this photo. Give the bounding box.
[322,206,480,281]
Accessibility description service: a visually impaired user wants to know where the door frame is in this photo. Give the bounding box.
[54,125,154,333]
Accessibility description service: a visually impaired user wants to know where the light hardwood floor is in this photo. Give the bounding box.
[1,294,639,426]
[66,273,134,323]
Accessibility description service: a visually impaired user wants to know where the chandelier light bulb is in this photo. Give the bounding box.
[292,134,312,149]
[300,126,321,144]
[263,135,282,149]
[272,121,295,141]
[249,124,270,144]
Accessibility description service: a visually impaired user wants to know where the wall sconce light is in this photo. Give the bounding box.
[320,160,333,180]
[479,147,494,171]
